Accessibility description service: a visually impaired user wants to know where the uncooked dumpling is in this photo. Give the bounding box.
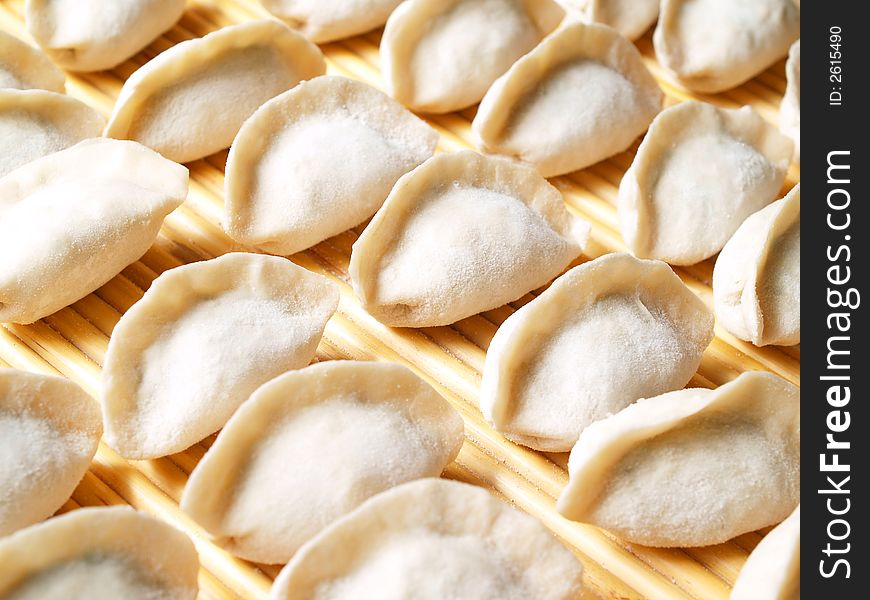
[0,29,64,92]
[101,252,339,459]
[181,361,464,564]
[0,507,198,600]
[270,479,584,599]
[25,0,185,72]
[105,20,325,163]
[481,253,713,452]
[0,89,105,177]
[617,101,793,265]
[713,185,799,346]
[349,151,589,327]
[260,0,405,43]
[560,0,659,40]
[731,505,799,600]
[381,0,564,113]
[781,39,800,165]
[224,75,438,255]
[473,21,662,177]
[654,0,800,93]
[0,369,101,536]
[0,138,188,324]
[557,371,800,547]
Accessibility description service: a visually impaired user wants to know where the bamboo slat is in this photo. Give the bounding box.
[0,1,799,598]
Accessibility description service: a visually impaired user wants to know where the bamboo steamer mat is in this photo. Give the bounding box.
[0,1,800,599]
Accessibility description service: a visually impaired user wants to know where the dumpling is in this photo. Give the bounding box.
[0,29,64,92]
[381,0,564,113]
[260,0,405,43]
[481,252,713,452]
[0,89,105,177]
[731,505,799,600]
[181,361,464,564]
[270,478,583,599]
[473,21,662,177]
[102,252,339,459]
[0,138,188,324]
[654,0,800,93]
[557,371,800,547]
[224,75,438,256]
[713,185,799,347]
[781,40,800,165]
[0,369,101,536]
[104,20,325,163]
[560,0,659,41]
[25,0,186,72]
[0,507,198,600]
[617,101,793,265]
[349,151,589,327]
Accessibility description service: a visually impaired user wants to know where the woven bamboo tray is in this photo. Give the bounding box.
[0,1,800,598]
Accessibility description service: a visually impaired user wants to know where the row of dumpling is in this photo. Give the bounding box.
[0,0,799,170]
[1,257,799,598]
[0,271,799,600]
[0,15,333,324]
[1,12,320,322]
[290,0,801,108]
[383,0,799,167]
[1,179,790,469]
[474,250,800,534]
[0,16,326,172]
[224,86,801,348]
[472,245,801,598]
[0,11,551,327]
[3,0,801,172]
[1,246,583,592]
[6,6,803,333]
[0,110,800,357]
[6,0,799,84]
[389,0,799,104]
[2,10,801,345]
[3,8,800,329]
[0,318,798,598]
[0,124,799,363]
[374,0,800,164]
[0,126,800,596]
[0,358,586,598]
[0,502,798,600]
